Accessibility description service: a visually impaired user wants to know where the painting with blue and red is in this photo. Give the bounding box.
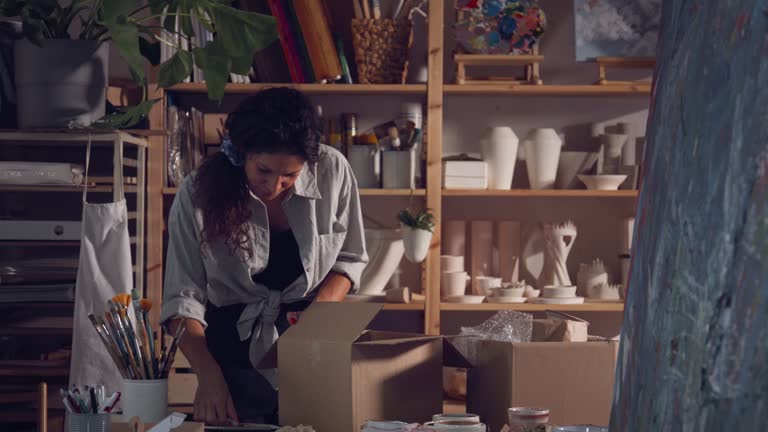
[454,0,546,54]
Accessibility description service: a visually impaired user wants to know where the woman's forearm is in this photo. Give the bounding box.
[167,318,221,376]
[314,271,352,302]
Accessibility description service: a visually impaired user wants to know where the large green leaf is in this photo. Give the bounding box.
[94,99,159,129]
[192,42,230,101]
[230,53,252,75]
[106,20,145,82]
[208,5,277,57]
[102,0,140,23]
[158,49,192,87]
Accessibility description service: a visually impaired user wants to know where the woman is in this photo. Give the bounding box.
[160,88,367,426]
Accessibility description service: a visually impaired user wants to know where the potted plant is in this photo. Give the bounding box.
[398,208,435,263]
[0,0,278,129]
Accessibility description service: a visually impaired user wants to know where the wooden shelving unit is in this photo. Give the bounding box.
[0,185,138,193]
[441,303,624,312]
[443,83,651,96]
[442,189,638,198]
[143,0,644,339]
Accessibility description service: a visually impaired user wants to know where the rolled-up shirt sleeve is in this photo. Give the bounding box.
[331,158,368,293]
[160,177,208,327]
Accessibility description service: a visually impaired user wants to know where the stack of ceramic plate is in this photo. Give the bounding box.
[528,285,585,304]
[485,284,527,304]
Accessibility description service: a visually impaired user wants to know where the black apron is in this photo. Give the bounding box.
[204,229,309,424]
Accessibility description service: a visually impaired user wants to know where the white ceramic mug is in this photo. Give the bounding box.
[441,271,469,298]
[432,413,481,424]
[121,379,168,423]
[441,255,465,273]
[423,420,486,431]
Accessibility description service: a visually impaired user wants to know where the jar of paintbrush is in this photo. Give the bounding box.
[87,294,186,423]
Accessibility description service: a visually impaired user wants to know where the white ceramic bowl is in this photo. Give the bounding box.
[441,271,469,298]
[495,287,525,297]
[577,174,628,191]
[444,295,486,304]
[542,285,577,298]
[441,255,465,273]
[432,413,481,424]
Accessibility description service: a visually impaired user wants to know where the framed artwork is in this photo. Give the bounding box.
[573,0,661,61]
[454,0,546,55]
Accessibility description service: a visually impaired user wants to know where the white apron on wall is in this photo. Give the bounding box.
[69,136,133,395]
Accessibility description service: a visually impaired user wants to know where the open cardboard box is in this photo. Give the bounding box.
[259,302,468,432]
[444,336,619,432]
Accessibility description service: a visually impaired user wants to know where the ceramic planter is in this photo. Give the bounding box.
[522,128,562,189]
[359,229,405,295]
[15,39,109,128]
[401,224,432,263]
[481,126,519,190]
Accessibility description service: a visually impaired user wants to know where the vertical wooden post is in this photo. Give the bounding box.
[424,0,444,336]
[37,382,47,432]
[146,84,165,331]
[135,143,146,298]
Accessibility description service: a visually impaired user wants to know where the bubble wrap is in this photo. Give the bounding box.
[452,311,533,365]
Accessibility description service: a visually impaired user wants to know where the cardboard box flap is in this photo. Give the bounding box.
[281,302,383,343]
[354,334,440,347]
[443,338,473,368]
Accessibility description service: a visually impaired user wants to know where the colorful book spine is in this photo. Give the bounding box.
[292,0,342,83]
[266,0,305,83]
[284,0,315,83]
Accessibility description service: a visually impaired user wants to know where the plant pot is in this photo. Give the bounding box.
[14,39,109,128]
[359,228,404,295]
[522,128,562,190]
[401,224,432,263]
[481,126,519,190]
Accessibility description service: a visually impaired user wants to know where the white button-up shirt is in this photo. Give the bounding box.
[160,145,368,368]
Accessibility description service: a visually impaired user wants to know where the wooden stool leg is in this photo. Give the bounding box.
[38,382,47,432]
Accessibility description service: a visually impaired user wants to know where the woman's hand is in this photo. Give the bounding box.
[194,365,239,426]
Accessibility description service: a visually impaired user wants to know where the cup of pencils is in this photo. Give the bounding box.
[88,294,186,423]
[62,385,118,432]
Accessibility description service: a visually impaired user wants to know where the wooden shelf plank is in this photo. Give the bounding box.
[341,302,424,311]
[162,187,426,197]
[444,84,650,96]
[0,130,149,147]
[441,302,625,312]
[167,83,427,95]
[0,185,137,193]
[442,189,639,197]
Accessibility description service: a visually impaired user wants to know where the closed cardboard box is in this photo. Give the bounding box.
[260,302,444,432]
[466,341,619,431]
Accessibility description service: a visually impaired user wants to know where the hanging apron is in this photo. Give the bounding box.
[69,134,134,395]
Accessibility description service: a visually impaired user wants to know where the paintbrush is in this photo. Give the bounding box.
[108,300,143,379]
[98,314,135,379]
[139,299,158,377]
[115,296,148,379]
[103,309,133,377]
[161,319,187,378]
[133,304,155,379]
[88,314,129,378]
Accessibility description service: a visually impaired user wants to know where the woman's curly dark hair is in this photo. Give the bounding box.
[193,87,321,257]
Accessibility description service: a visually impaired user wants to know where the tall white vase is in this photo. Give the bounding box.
[523,128,562,190]
[481,127,518,190]
[359,229,405,295]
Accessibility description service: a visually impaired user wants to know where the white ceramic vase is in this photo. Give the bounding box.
[522,128,562,190]
[359,229,405,295]
[481,126,519,190]
[401,224,432,263]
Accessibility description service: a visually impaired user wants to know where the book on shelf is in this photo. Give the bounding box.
[292,0,342,83]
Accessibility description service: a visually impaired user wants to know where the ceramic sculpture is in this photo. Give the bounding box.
[587,282,622,300]
[577,259,609,297]
[556,151,598,189]
[538,221,577,288]
[358,229,405,295]
[481,126,519,189]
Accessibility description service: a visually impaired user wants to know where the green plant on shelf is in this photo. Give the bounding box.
[0,0,278,128]
[397,208,435,233]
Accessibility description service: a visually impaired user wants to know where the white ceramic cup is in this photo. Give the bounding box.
[423,420,486,431]
[432,413,481,424]
[441,255,465,273]
[121,379,168,423]
[474,276,502,295]
[441,271,469,298]
[542,285,577,299]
